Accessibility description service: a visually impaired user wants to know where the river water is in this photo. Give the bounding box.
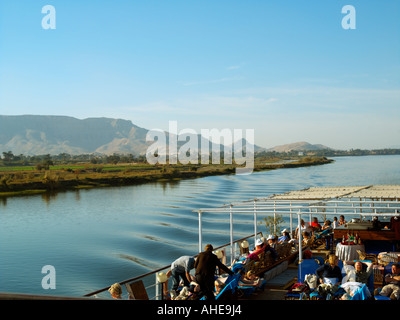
[0,155,399,297]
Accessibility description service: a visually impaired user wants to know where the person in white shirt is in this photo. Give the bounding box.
[295,219,313,239]
[332,217,339,229]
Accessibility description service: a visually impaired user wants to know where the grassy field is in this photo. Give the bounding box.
[0,157,333,197]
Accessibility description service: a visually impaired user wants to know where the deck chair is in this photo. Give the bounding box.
[238,278,267,297]
[125,280,149,300]
[315,261,374,300]
[215,274,241,300]
[198,274,241,301]
[309,260,346,300]
[339,273,374,300]
[285,259,320,300]
[311,228,331,249]
[314,228,331,238]
[313,256,325,265]
[309,284,344,300]
[374,295,391,300]
[357,250,378,264]
[351,284,370,300]
[298,259,320,283]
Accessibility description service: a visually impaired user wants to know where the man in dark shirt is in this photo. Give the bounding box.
[194,244,234,300]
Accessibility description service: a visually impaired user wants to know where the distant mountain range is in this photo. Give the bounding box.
[267,141,332,153]
[0,115,331,156]
[0,115,151,155]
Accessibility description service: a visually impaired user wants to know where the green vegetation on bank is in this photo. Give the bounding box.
[258,148,400,158]
[0,151,334,197]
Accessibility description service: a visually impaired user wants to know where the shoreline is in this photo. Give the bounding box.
[0,157,333,198]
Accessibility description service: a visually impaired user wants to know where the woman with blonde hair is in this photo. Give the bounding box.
[238,270,262,287]
[108,283,123,299]
[315,254,342,297]
[316,254,342,285]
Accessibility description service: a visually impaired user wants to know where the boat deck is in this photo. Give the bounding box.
[250,267,298,300]
[244,247,331,300]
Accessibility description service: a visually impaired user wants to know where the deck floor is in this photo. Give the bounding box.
[244,247,331,300]
[250,267,298,300]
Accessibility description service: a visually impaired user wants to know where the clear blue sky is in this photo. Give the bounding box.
[1,0,399,149]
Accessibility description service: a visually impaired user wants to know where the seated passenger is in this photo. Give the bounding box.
[295,219,313,239]
[214,275,230,295]
[354,261,373,284]
[374,263,400,300]
[340,261,373,299]
[249,238,264,254]
[338,215,347,226]
[278,229,291,243]
[267,234,277,249]
[311,217,322,232]
[302,231,313,250]
[315,254,342,296]
[321,220,332,231]
[238,270,263,288]
[108,283,123,299]
[247,238,277,262]
[332,217,339,229]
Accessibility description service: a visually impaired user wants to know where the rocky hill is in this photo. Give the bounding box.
[0,115,150,155]
[0,115,260,156]
[267,141,332,153]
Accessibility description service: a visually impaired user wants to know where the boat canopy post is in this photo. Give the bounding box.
[254,199,257,247]
[273,200,276,235]
[297,210,303,280]
[290,202,293,236]
[230,205,234,264]
[198,210,202,253]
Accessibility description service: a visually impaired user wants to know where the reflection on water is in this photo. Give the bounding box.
[0,155,399,296]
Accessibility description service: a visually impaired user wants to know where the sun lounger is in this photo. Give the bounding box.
[215,274,241,300]
[311,260,374,300]
[351,284,369,300]
[285,259,320,300]
[238,278,267,297]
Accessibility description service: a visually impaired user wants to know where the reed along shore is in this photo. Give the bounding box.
[0,157,333,198]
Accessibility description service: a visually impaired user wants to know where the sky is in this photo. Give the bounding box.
[0,0,399,150]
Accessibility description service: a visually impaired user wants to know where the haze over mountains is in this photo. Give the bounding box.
[0,115,331,156]
[0,115,151,155]
[267,141,331,153]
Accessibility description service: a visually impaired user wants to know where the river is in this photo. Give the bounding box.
[0,155,399,297]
